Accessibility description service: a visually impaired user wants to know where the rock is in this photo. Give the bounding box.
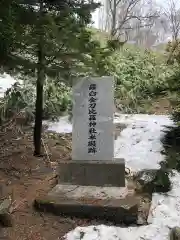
[134,169,157,185]
[0,198,12,227]
[134,168,171,194]
[133,169,158,194]
[169,227,180,240]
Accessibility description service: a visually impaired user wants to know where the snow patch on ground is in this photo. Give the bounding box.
[45,116,72,133]
[0,73,17,97]
[114,114,174,171]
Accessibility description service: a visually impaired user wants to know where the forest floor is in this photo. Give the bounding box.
[0,123,80,240]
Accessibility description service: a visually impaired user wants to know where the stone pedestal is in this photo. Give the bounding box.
[33,158,135,224]
[35,184,139,225]
[58,158,125,187]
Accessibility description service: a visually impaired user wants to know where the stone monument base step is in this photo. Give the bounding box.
[58,159,125,187]
[34,184,150,225]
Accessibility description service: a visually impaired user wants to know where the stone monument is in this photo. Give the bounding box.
[72,76,114,161]
[35,77,142,223]
[35,77,148,224]
[59,76,125,186]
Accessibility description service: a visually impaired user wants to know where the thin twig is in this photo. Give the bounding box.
[41,138,51,163]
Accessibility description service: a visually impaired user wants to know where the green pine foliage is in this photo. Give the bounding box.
[0,0,25,62]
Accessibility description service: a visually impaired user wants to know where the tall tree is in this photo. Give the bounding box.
[19,0,102,155]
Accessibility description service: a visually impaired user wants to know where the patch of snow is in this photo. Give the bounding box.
[0,73,17,97]
[45,116,72,134]
[114,114,174,171]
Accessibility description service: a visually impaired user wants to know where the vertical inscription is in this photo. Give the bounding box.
[88,83,97,154]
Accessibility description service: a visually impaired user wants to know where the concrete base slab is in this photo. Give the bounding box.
[48,184,129,199]
[34,184,144,225]
[58,158,125,187]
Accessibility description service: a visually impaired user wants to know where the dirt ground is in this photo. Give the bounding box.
[0,123,81,240]
[148,97,172,115]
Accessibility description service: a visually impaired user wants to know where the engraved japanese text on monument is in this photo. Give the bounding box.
[88,84,97,154]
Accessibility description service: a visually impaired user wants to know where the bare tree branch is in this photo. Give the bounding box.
[163,0,180,41]
[104,0,159,43]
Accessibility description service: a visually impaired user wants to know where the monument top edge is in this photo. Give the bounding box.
[72,76,114,85]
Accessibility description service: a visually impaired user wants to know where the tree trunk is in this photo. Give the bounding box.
[33,0,45,156]
[110,0,117,38]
